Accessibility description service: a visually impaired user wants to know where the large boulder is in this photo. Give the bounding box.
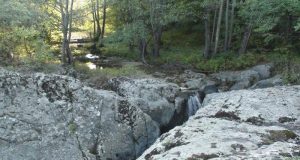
[0,69,159,160]
[211,64,274,91]
[251,75,284,89]
[251,63,273,79]
[138,86,300,160]
[108,77,182,128]
[178,70,217,92]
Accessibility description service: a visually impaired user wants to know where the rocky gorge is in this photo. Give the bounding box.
[0,63,299,160]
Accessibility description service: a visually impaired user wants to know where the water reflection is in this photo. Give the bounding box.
[85,54,99,59]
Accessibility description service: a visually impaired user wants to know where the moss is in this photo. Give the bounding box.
[187,153,219,160]
[144,148,161,160]
[174,130,184,138]
[116,100,137,126]
[263,130,298,144]
[278,117,297,123]
[162,140,189,151]
[68,122,78,134]
[213,111,241,121]
[159,133,170,142]
[246,116,265,126]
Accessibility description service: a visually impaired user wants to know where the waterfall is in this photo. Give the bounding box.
[187,93,202,117]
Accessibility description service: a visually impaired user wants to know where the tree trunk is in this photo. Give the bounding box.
[90,0,96,41]
[59,0,74,65]
[211,8,218,45]
[67,0,74,64]
[204,13,211,59]
[238,25,252,55]
[139,39,148,65]
[213,0,224,56]
[98,0,106,47]
[101,0,106,39]
[224,0,229,51]
[228,0,236,49]
[96,0,101,41]
[152,27,162,57]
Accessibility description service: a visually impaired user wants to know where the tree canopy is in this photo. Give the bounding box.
[0,0,300,67]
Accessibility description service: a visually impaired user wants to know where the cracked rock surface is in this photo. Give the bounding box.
[0,68,159,160]
[108,77,182,128]
[138,86,300,160]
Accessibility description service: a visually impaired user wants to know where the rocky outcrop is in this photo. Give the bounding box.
[164,64,275,94]
[108,77,189,131]
[211,64,274,91]
[251,75,283,89]
[138,86,300,160]
[0,69,159,160]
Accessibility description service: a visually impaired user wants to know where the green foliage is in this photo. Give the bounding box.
[0,0,41,26]
[0,0,53,65]
[153,46,266,72]
[102,43,139,60]
[239,0,300,48]
[269,48,300,84]
[0,0,300,83]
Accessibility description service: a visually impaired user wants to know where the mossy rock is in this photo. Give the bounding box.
[186,153,219,160]
[68,122,78,134]
[263,130,298,144]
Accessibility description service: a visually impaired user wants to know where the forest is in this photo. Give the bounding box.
[0,0,300,83]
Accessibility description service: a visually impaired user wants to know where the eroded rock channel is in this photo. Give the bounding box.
[0,64,299,160]
[0,68,200,160]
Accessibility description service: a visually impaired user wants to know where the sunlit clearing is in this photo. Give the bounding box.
[86,62,97,70]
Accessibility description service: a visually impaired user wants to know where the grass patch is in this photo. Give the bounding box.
[74,62,146,88]
[102,43,139,61]
[75,62,145,78]
[152,47,267,73]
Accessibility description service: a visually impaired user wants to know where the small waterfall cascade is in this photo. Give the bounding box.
[187,93,202,117]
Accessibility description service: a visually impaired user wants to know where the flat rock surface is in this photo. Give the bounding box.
[138,86,300,160]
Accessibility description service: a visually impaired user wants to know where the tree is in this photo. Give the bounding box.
[228,0,236,49]
[238,0,300,54]
[101,0,107,40]
[57,0,75,64]
[90,0,102,43]
[213,0,224,56]
[0,0,48,63]
[224,0,229,51]
[149,0,166,57]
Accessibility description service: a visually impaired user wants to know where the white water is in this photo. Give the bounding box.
[187,93,202,117]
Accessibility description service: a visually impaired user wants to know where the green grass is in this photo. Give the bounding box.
[101,42,267,72]
[74,62,146,88]
[150,47,267,72]
[74,62,146,78]
[102,43,140,61]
